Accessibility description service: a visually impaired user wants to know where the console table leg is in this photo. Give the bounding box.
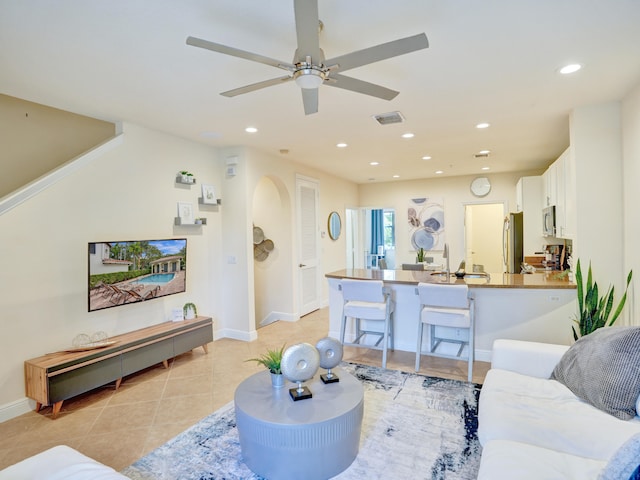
[35,402,42,412]
[115,378,122,390]
[52,401,63,419]
[201,343,209,354]
[162,359,169,369]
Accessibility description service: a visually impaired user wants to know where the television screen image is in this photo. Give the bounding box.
[88,238,187,312]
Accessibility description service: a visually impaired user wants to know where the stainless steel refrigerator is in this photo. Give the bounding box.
[503,212,523,273]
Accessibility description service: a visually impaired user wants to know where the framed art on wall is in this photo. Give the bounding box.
[201,184,217,204]
[177,202,195,224]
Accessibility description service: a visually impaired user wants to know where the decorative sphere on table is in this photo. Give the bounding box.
[281,343,320,401]
[316,337,343,369]
[72,334,91,347]
[316,337,343,384]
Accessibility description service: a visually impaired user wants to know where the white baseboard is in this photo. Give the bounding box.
[259,311,298,327]
[0,397,33,423]
[215,328,258,342]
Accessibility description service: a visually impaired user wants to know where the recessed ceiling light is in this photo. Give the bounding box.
[422,156,432,160]
[435,170,443,175]
[370,161,380,166]
[476,123,490,129]
[478,150,491,155]
[401,133,415,139]
[482,166,490,171]
[393,174,400,179]
[336,142,348,148]
[559,63,582,75]
[245,127,258,133]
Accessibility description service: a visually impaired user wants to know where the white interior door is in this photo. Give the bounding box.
[464,203,505,273]
[296,175,320,316]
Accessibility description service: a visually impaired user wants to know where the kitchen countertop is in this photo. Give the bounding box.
[325,269,575,289]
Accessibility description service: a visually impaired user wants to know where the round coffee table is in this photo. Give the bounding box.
[234,366,364,480]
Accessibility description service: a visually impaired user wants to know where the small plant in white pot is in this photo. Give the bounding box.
[179,170,194,183]
[246,344,286,388]
[183,302,197,320]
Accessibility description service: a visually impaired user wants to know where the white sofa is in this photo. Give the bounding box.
[478,338,640,480]
[0,445,129,480]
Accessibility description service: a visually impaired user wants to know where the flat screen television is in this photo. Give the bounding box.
[88,238,187,312]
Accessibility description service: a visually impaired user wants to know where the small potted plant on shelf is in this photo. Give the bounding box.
[416,247,425,263]
[183,302,197,320]
[179,170,195,183]
[246,344,286,388]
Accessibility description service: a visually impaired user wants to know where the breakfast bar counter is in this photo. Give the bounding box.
[325,268,576,289]
[326,269,576,361]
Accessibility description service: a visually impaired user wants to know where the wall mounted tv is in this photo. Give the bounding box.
[88,238,187,312]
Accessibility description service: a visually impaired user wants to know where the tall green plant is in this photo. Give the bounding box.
[572,259,633,341]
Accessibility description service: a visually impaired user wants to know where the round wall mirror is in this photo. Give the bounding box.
[328,211,342,240]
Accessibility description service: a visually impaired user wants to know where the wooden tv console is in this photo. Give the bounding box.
[24,316,213,418]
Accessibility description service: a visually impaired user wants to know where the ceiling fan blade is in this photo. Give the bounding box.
[293,0,322,62]
[186,36,295,71]
[221,75,293,97]
[327,74,399,101]
[301,88,318,115]
[325,33,429,73]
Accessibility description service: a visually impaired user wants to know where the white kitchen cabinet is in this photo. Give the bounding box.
[515,176,544,254]
[544,147,575,240]
[557,147,576,239]
[542,162,557,207]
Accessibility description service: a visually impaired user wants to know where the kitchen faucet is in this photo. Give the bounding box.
[443,243,450,278]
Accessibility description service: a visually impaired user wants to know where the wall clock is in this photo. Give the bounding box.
[470,177,491,197]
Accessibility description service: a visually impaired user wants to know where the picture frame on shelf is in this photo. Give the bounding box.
[177,201,195,224]
[201,184,217,205]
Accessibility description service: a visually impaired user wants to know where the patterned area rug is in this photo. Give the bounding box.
[122,363,482,480]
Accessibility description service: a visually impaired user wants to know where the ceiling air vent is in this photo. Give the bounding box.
[373,111,405,126]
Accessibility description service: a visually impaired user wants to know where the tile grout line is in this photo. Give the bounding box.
[141,357,175,455]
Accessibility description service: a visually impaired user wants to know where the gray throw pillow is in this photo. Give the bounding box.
[551,326,640,420]
[598,433,640,480]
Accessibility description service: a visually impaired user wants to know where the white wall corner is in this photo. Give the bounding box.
[215,327,258,342]
[0,397,34,423]
[259,311,299,327]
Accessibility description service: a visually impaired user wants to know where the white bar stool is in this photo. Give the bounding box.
[415,282,475,382]
[339,279,395,369]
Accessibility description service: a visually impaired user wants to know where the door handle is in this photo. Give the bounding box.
[299,263,306,267]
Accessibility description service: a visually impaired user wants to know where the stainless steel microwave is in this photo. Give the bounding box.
[543,206,556,237]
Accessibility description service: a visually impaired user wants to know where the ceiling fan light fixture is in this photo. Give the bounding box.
[294,68,326,89]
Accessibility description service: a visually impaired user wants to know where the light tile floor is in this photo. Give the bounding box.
[0,307,489,472]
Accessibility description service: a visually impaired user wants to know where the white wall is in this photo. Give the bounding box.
[0,130,357,421]
[253,176,291,327]
[358,171,541,270]
[570,103,629,321]
[622,84,640,325]
[242,147,359,317]
[0,123,223,415]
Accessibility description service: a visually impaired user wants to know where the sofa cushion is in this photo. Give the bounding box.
[479,368,640,461]
[550,326,640,420]
[478,439,605,480]
[0,445,129,480]
[598,433,640,480]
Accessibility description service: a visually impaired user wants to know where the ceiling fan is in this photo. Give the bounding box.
[186,0,429,115]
